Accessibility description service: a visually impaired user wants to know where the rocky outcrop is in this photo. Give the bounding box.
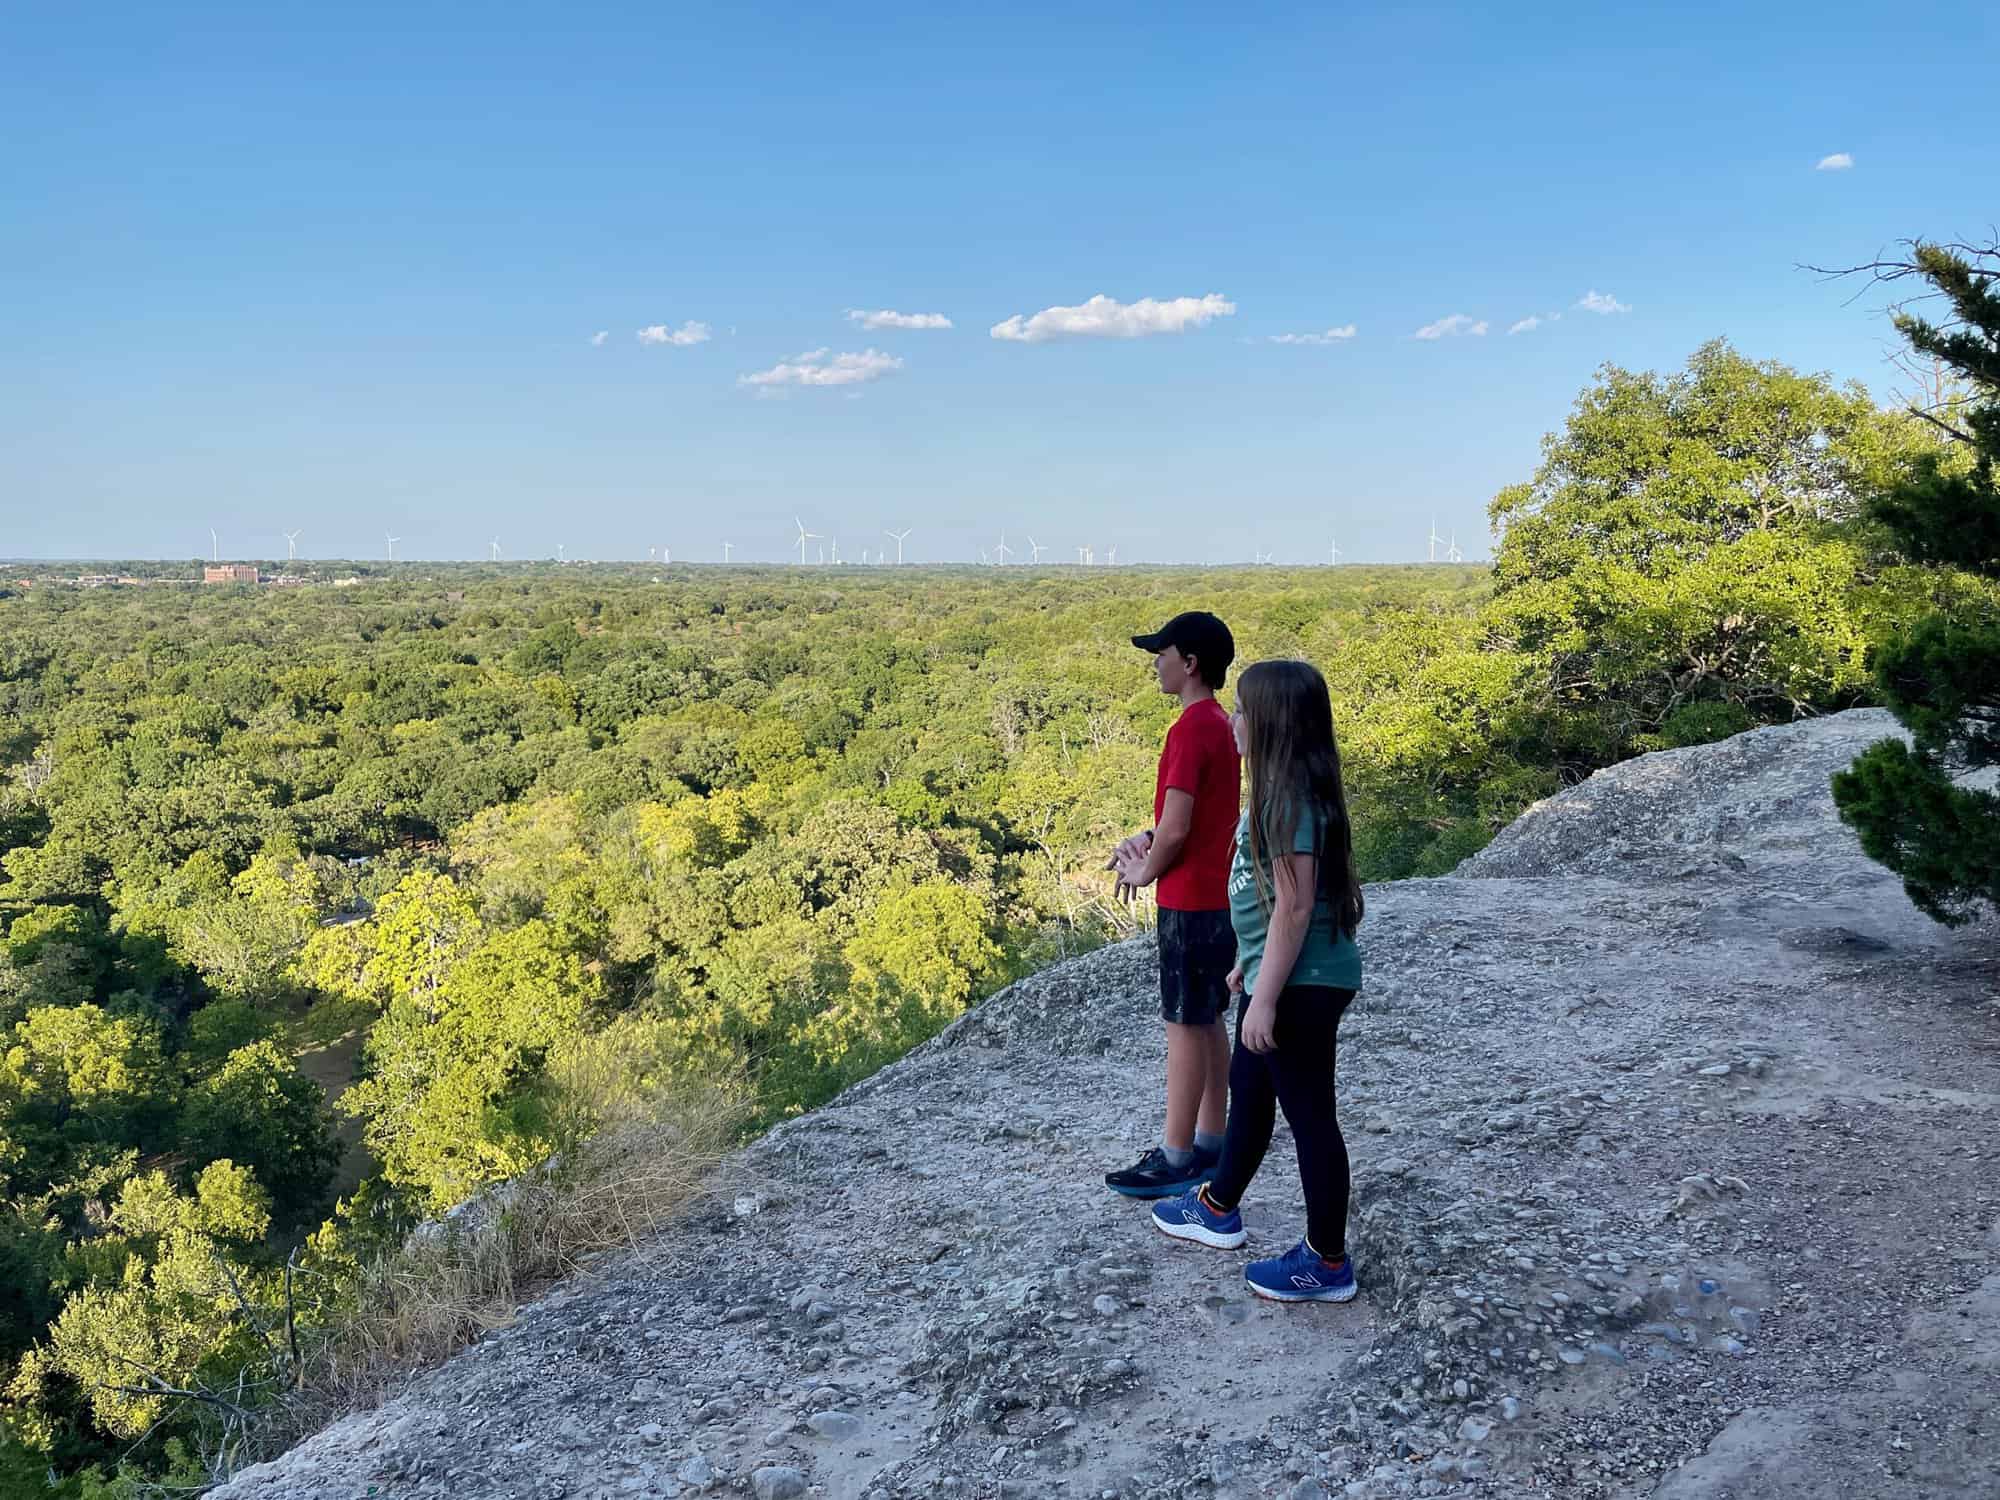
[212,710,2000,1499]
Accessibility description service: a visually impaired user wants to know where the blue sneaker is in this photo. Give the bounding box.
[1245,1239,1357,1302]
[1151,1186,1247,1249]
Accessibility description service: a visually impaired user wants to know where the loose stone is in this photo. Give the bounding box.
[806,1411,862,1439]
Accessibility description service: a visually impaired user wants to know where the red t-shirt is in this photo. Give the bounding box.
[1154,697,1241,911]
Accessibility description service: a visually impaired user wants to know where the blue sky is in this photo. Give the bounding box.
[4,2,1995,565]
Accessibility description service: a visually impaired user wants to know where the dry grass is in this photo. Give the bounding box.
[257,1071,747,1467]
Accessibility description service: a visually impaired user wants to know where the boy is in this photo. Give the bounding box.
[1105,610,1240,1198]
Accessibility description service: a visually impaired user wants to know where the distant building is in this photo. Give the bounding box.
[332,576,363,588]
[203,564,260,585]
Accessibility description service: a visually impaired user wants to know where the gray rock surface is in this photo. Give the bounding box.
[211,710,2000,1499]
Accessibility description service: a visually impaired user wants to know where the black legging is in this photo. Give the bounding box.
[1207,983,1354,1257]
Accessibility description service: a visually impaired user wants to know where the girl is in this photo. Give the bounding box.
[1150,659,1365,1302]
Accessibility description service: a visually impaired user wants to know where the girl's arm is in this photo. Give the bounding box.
[1241,850,1316,1052]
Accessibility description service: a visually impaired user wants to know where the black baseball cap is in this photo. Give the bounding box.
[1131,610,1234,678]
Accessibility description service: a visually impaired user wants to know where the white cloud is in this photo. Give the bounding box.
[1573,290,1630,315]
[589,330,609,347]
[1269,324,1358,345]
[1413,314,1488,339]
[847,308,953,330]
[637,321,712,347]
[738,347,903,390]
[1815,152,1854,171]
[990,292,1235,343]
[1507,316,1542,335]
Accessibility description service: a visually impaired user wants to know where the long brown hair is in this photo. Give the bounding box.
[1239,659,1364,937]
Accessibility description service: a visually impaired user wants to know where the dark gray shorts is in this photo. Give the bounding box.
[1158,907,1236,1026]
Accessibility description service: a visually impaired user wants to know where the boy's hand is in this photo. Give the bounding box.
[1110,847,1152,894]
[1241,993,1278,1054]
[1110,830,1153,867]
[1226,964,1244,997]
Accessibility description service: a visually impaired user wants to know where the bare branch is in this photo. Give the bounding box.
[1909,404,1976,445]
[213,1251,278,1359]
[1803,232,2000,281]
[102,1375,255,1422]
[1800,233,2000,308]
[283,1251,302,1386]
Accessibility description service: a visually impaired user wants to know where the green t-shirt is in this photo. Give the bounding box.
[1227,805,1362,995]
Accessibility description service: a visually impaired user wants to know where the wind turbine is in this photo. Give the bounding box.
[490,538,502,561]
[557,543,566,562]
[209,528,219,563]
[1075,545,1088,565]
[994,532,1013,565]
[283,529,300,561]
[385,533,400,562]
[722,541,734,563]
[1107,545,1118,566]
[1026,536,1045,564]
[829,535,840,565]
[662,546,671,565]
[1447,531,1463,564]
[1427,516,1443,563]
[884,527,912,564]
[794,517,820,565]
[1329,534,1343,566]
[647,546,657,561]
[978,546,991,565]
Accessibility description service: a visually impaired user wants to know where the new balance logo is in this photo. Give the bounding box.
[1290,1273,1324,1289]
